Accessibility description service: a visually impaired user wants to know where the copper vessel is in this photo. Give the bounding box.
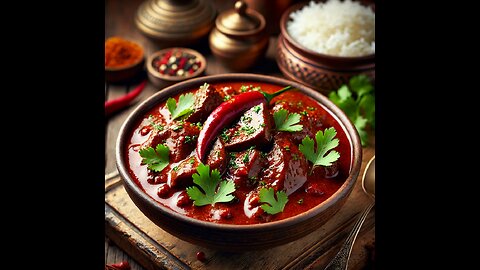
[209,1,269,71]
[135,0,216,47]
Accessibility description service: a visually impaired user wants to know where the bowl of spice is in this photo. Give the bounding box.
[105,36,145,83]
[146,47,207,88]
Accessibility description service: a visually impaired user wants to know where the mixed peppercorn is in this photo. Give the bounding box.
[152,49,202,77]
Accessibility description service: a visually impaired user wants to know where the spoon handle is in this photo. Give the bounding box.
[324,202,375,270]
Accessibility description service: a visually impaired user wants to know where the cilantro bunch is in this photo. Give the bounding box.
[328,75,375,146]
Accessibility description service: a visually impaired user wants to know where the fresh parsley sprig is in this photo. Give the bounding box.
[273,109,303,132]
[139,144,170,172]
[259,187,288,215]
[186,163,236,206]
[299,127,340,172]
[329,75,374,146]
[166,93,195,120]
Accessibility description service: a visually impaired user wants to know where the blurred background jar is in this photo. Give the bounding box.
[244,0,294,35]
[209,1,269,71]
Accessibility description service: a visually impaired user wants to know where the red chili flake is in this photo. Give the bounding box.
[105,261,131,270]
[196,251,206,262]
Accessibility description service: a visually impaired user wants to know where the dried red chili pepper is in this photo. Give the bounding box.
[105,80,147,117]
[105,260,130,270]
[196,85,293,161]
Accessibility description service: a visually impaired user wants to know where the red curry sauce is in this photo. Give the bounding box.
[126,82,352,225]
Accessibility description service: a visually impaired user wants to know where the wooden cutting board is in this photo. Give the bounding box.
[105,146,375,270]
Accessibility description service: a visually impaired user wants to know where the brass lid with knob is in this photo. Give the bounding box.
[135,0,216,47]
[215,1,266,36]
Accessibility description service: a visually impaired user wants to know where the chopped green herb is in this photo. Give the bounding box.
[241,115,252,123]
[260,123,266,127]
[184,135,197,143]
[273,109,303,132]
[300,111,308,116]
[260,152,268,158]
[253,105,261,113]
[220,128,231,142]
[243,152,250,163]
[194,122,203,129]
[166,93,195,120]
[328,75,375,146]
[259,187,288,215]
[240,125,256,135]
[292,153,299,161]
[284,146,290,151]
[139,144,170,172]
[258,180,266,186]
[148,115,164,131]
[186,163,236,206]
[172,166,179,171]
[223,95,231,101]
[188,157,195,164]
[240,85,249,93]
[172,124,183,131]
[299,127,340,170]
[252,86,261,91]
[228,157,239,169]
[307,106,316,111]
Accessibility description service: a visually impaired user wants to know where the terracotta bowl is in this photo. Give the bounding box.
[105,40,145,83]
[115,74,362,251]
[276,1,375,95]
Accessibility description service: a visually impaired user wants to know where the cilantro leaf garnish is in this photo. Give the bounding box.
[273,109,303,132]
[328,75,374,146]
[299,127,340,170]
[186,163,236,206]
[139,144,170,172]
[166,92,195,120]
[259,187,288,215]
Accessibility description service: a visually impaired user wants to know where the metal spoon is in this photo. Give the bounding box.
[324,155,375,270]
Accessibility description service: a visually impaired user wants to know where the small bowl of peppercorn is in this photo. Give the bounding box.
[146,47,207,88]
[105,36,145,83]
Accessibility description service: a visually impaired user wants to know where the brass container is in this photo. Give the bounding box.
[135,0,216,47]
[209,1,269,71]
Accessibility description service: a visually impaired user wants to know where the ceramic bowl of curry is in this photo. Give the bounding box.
[116,73,362,251]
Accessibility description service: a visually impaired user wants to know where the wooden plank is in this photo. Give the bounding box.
[105,147,374,270]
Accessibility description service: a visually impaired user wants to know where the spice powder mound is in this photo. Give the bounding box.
[105,37,143,68]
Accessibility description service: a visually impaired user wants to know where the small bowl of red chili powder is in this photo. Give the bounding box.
[105,36,145,83]
[146,47,206,88]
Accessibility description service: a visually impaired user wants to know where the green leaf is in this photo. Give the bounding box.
[337,85,352,101]
[139,144,170,172]
[358,94,375,128]
[166,92,195,120]
[259,187,288,215]
[186,163,236,206]
[349,75,373,98]
[299,127,340,168]
[354,115,369,147]
[273,109,303,132]
[329,75,375,147]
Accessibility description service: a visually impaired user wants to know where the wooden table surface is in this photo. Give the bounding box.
[105,1,374,269]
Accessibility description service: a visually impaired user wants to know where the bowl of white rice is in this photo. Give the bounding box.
[276,0,375,95]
